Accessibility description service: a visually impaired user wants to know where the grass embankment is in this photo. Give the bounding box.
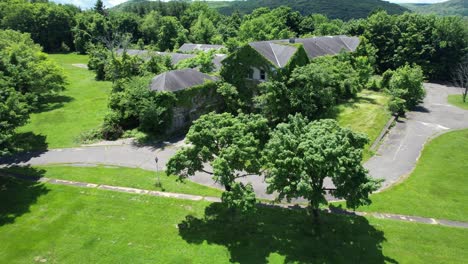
[350,129,468,222]
[17,54,111,149]
[448,94,468,110]
[1,165,222,198]
[336,90,391,160]
[0,178,466,263]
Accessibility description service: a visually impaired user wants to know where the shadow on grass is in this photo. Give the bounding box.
[0,132,48,164]
[0,166,49,226]
[34,93,74,113]
[178,203,398,264]
[325,95,379,119]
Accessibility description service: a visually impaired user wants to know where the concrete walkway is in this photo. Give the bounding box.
[2,172,467,229]
[1,83,467,199]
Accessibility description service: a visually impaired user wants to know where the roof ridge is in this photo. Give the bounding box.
[269,42,281,67]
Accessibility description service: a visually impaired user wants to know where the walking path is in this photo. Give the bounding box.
[1,83,467,199]
[2,172,467,229]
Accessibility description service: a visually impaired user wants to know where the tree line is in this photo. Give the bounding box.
[0,0,466,80]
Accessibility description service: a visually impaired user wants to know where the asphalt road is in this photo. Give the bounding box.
[2,83,467,199]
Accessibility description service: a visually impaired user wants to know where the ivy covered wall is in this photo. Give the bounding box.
[220,43,310,104]
[169,81,221,133]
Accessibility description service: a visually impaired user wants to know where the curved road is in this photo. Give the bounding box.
[1,83,467,199]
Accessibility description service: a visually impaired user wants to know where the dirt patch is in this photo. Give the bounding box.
[72,63,88,69]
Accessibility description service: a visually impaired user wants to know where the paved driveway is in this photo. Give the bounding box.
[2,83,467,199]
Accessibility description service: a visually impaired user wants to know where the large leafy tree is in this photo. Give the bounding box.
[0,30,66,96]
[0,87,29,156]
[0,30,65,156]
[263,115,381,218]
[189,12,217,44]
[238,7,296,42]
[166,112,270,213]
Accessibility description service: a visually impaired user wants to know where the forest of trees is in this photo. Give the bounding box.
[0,0,465,80]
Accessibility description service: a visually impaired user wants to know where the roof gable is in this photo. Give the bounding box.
[247,36,360,68]
[249,41,298,68]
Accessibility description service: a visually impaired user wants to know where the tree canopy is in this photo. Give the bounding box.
[263,115,381,216]
[166,112,270,213]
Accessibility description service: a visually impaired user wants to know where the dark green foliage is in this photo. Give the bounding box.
[94,0,105,15]
[254,81,290,123]
[216,82,243,114]
[360,11,468,80]
[72,12,111,54]
[0,88,29,156]
[263,115,381,213]
[0,30,66,96]
[111,0,190,18]
[101,111,124,140]
[140,11,187,51]
[287,55,361,118]
[238,7,296,42]
[88,47,171,81]
[108,76,175,133]
[166,112,270,213]
[0,1,77,52]
[210,0,407,20]
[189,12,218,44]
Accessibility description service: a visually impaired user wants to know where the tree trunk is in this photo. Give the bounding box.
[463,87,467,103]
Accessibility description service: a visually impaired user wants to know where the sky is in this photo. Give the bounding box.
[50,0,451,10]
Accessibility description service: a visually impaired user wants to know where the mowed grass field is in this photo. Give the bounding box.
[349,129,468,222]
[17,54,111,149]
[0,177,466,263]
[1,165,222,197]
[448,94,468,110]
[336,90,391,160]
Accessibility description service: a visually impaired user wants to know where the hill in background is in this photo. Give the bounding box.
[401,0,467,17]
[113,0,408,20]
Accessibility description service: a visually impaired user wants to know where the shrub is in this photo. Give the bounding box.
[386,65,425,115]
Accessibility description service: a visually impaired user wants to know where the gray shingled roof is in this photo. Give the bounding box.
[248,42,298,68]
[179,43,225,53]
[149,69,219,92]
[248,36,360,68]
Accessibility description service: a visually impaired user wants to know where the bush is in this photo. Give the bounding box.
[387,65,425,115]
[101,111,124,140]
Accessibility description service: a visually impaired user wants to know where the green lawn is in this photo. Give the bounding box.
[349,129,468,222]
[336,90,391,160]
[448,94,468,110]
[17,54,111,149]
[0,178,466,263]
[1,165,222,198]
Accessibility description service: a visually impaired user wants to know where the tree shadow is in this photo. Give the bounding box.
[178,203,398,264]
[326,95,379,119]
[412,105,430,113]
[0,166,49,226]
[34,93,74,114]
[0,132,48,164]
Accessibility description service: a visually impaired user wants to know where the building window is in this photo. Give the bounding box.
[247,68,254,79]
[260,69,266,80]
